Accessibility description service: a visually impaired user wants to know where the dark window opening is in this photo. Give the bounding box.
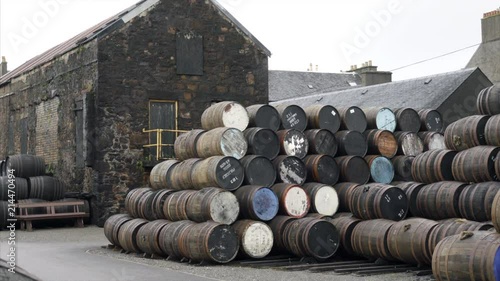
[176,31,203,75]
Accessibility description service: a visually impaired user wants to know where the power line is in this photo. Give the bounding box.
[389,43,481,72]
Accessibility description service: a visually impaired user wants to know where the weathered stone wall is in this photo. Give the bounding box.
[0,41,99,189]
[93,0,269,225]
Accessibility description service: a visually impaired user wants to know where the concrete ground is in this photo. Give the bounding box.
[0,226,432,281]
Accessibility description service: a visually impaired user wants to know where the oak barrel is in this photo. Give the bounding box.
[163,190,196,221]
[125,187,153,218]
[5,154,45,178]
[191,156,244,191]
[337,106,367,133]
[333,182,360,212]
[196,127,247,159]
[415,181,466,220]
[117,218,149,253]
[364,129,398,158]
[158,220,195,260]
[173,129,205,161]
[432,231,500,281]
[304,129,338,156]
[268,216,296,250]
[459,182,500,222]
[491,191,500,232]
[201,101,249,131]
[418,131,446,151]
[364,155,394,184]
[243,127,280,160]
[394,181,425,217]
[477,84,500,115]
[351,219,396,261]
[334,156,370,184]
[276,129,309,159]
[149,160,179,190]
[411,149,457,183]
[334,130,367,157]
[387,218,438,265]
[246,104,281,131]
[485,114,500,146]
[304,104,341,133]
[325,216,361,257]
[363,107,397,132]
[393,108,421,133]
[444,115,489,151]
[150,189,176,220]
[136,220,171,256]
[417,109,444,132]
[274,104,308,132]
[186,187,239,225]
[271,183,310,218]
[272,155,307,185]
[350,183,408,221]
[169,158,201,190]
[302,183,339,216]
[0,176,29,201]
[393,131,424,157]
[232,220,274,259]
[104,214,133,246]
[233,185,279,221]
[391,155,414,181]
[240,155,276,186]
[452,146,500,183]
[304,154,340,185]
[28,176,66,201]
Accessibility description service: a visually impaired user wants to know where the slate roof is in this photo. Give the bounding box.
[0,0,271,86]
[269,70,361,102]
[270,68,481,110]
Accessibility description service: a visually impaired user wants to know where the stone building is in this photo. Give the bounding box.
[0,0,270,225]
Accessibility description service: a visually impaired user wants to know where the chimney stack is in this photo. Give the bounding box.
[481,8,500,43]
[1,57,7,76]
[346,60,392,86]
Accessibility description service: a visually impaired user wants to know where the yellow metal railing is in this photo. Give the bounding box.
[142,128,189,160]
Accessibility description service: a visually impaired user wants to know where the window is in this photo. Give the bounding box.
[148,100,178,159]
[176,31,203,75]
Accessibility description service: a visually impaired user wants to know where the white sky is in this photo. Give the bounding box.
[0,0,497,81]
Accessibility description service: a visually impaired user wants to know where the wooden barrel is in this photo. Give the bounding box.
[246,104,281,131]
[179,221,239,264]
[186,187,239,225]
[387,218,438,265]
[391,155,414,181]
[240,155,276,186]
[125,187,153,218]
[485,114,500,147]
[117,218,148,252]
[271,183,310,218]
[272,155,307,185]
[492,191,500,232]
[332,212,354,218]
[334,130,367,157]
[201,101,249,131]
[169,158,201,190]
[173,129,205,161]
[417,109,444,132]
[394,181,425,217]
[416,181,466,220]
[497,151,500,181]
[432,231,500,281]
[103,214,133,246]
[233,185,279,221]
[411,149,457,183]
[459,182,500,222]
[444,115,489,151]
[306,213,330,219]
[283,217,340,260]
[158,220,195,259]
[5,154,45,178]
[351,219,396,261]
[243,127,280,160]
[350,183,408,221]
[267,216,296,250]
[191,156,244,191]
[418,131,446,151]
[364,155,394,184]
[337,106,367,133]
[150,189,176,220]
[274,104,308,132]
[393,131,424,157]
[136,220,171,256]
[0,176,29,201]
[333,182,359,212]
[28,176,66,201]
[364,129,398,158]
[325,216,361,257]
[302,183,339,216]
[304,155,340,185]
[304,129,338,156]
[393,108,421,133]
[363,107,397,132]
[138,191,157,220]
[452,146,500,183]
[163,190,196,221]
[477,84,500,115]
[304,104,341,133]
[429,219,495,253]
[232,220,274,259]
[335,156,370,184]
[196,127,247,159]
[276,129,309,159]
[149,160,179,190]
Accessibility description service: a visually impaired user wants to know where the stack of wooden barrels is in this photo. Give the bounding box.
[0,154,82,229]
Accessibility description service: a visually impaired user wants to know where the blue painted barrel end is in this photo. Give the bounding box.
[495,246,500,281]
[252,187,279,221]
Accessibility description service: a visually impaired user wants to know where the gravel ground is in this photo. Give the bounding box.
[0,226,434,281]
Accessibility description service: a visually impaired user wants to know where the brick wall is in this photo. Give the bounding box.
[35,97,60,164]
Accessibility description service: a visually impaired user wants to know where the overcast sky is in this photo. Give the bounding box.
[0,0,497,81]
